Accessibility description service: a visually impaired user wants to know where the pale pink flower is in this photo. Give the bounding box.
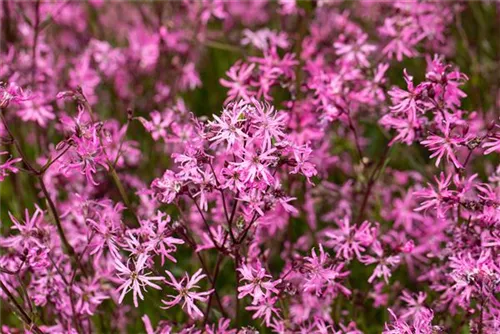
[360,243,401,284]
[208,100,249,149]
[334,33,376,67]
[421,121,465,168]
[162,269,214,319]
[17,98,55,127]
[115,255,163,307]
[246,297,281,326]
[0,152,22,181]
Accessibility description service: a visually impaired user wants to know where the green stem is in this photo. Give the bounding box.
[0,280,44,334]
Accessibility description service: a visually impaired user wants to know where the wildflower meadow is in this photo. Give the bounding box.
[0,1,499,333]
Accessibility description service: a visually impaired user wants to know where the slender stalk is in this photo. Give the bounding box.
[189,194,224,252]
[40,144,71,174]
[234,252,241,326]
[0,280,44,334]
[356,144,391,224]
[236,212,259,244]
[195,251,227,318]
[111,123,130,169]
[31,0,40,86]
[208,162,230,224]
[38,178,71,254]
[293,6,310,99]
[2,0,15,43]
[346,111,365,165]
[17,272,34,317]
[227,192,239,242]
[38,0,70,32]
[202,250,226,324]
[204,39,242,53]
[0,260,37,324]
[0,110,38,174]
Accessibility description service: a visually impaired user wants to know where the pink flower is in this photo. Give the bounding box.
[200,0,226,23]
[89,39,124,77]
[233,146,277,185]
[325,218,374,260]
[483,127,500,155]
[250,99,287,150]
[414,172,457,216]
[388,69,424,121]
[196,225,227,252]
[142,314,173,334]
[237,188,265,216]
[208,100,249,149]
[144,211,184,265]
[221,164,246,191]
[302,244,351,297]
[379,17,422,61]
[87,214,121,262]
[179,62,201,91]
[115,255,163,307]
[0,206,50,269]
[399,291,428,321]
[237,263,281,304]
[483,136,500,155]
[383,307,436,334]
[360,242,400,284]
[380,113,421,146]
[162,269,214,319]
[204,318,236,334]
[220,61,256,104]
[425,55,468,110]
[421,121,465,168]
[290,145,317,182]
[334,33,376,67]
[139,111,172,141]
[246,297,281,326]
[369,282,389,308]
[448,250,500,307]
[0,205,46,250]
[69,53,101,105]
[191,167,216,211]
[0,151,22,181]
[17,97,55,127]
[151,170,183,203]
[73,276,109,315]
[242,29,289,51]
[59,128,109,185]
[0,82,31,108]
[128,28,159,71]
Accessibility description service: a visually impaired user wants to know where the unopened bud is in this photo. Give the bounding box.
[56,90,75,100]
[427,87,435,99]
[487,120,496,132]
[55,141,67,150]
[462,124,469,137]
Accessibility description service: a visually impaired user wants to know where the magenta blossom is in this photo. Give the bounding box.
[237,263,281,304]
